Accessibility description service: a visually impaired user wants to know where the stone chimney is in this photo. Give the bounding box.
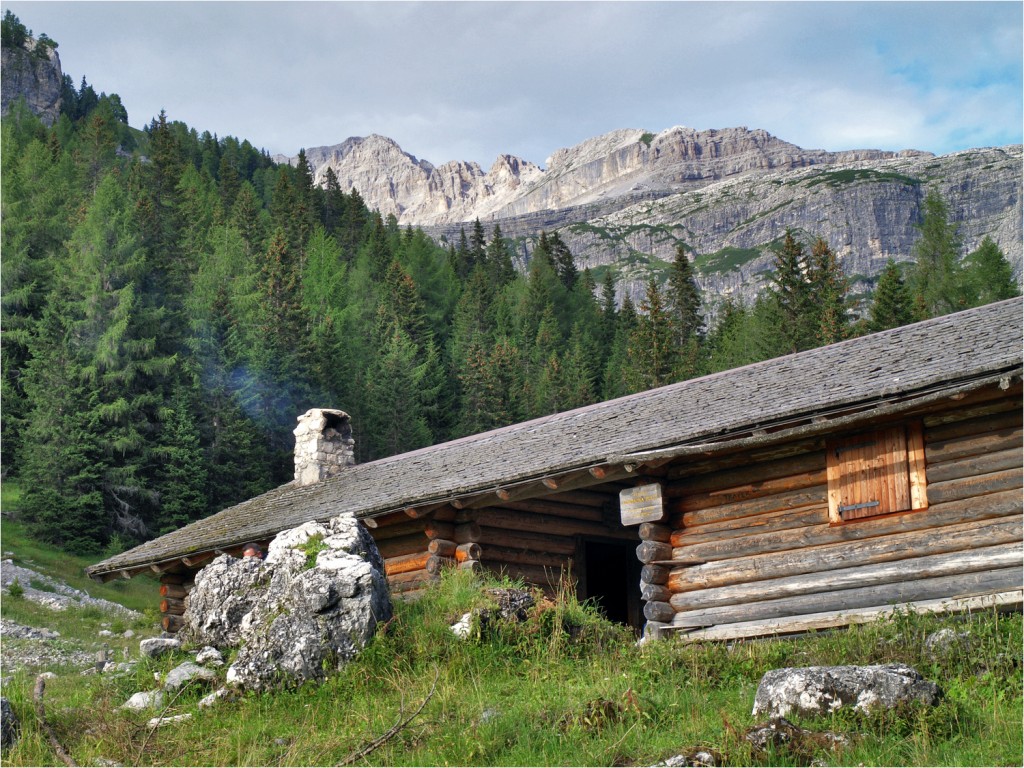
[293,408,355,486]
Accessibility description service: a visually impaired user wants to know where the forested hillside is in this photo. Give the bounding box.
[1,14,1018,555]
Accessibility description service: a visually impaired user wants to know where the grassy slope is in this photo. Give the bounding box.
[1,523,1021,767]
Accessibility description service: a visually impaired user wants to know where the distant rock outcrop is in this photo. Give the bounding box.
[1,38,62,125]
[282,127,1022,305]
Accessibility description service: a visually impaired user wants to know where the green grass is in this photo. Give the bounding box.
[2,559,1021,767]
[694,245,763,275]
[800,168,921,189]
[0,514,159,614]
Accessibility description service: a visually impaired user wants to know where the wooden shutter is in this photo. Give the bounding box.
[826,423,927,523]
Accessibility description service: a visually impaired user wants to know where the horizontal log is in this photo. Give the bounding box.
[161,614,184,633]
[666,449,825,492]
[362,510,409,529]
[672,567,1023,628]
[681,589,1024,642]
[925,467,1022,506]
[666,437,825,481]
[477,526,578,556]
[926,446,1023,484]
[454,522,482,544]
[501,498,605,522]
[671,485,828,529]
[159,583,190,599]
[423,520,455,541]
[375,532,429,560]
[641,564,670,585]
[426,555,456,575]
[475,507,636,541]
[638,523,672,543]
[387,568,431,586]
[482,545,571,570]
[643,601,675,623]
[925,425,1023,464]
[674,467,827,514]
[427,538,457,558]
[181,552,214,568]
[160,597,185,615]
[671,489,1022,565]
[456,543,482,562]
[924,401,1022,439]
[636,541,673,564]
[384,552,430,576]
[670,543,1023,612]
[671,506,829,548]
[669,512,1022,593]
[641,583,672,603]
[547,489,615,508]
[459,559,481,573]
[373,517,429,540]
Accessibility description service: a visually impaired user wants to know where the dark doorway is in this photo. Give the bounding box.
[580,539,643,631]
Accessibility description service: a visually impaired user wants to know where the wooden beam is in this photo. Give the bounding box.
[680,590,1024,642]
[181,552,215,568]
[670,543,1022,612]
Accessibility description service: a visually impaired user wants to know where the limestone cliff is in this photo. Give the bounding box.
[1,37,62,125]
[284,127,1022,304]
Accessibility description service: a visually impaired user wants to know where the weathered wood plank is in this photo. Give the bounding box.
[641,564,670,586]
[384,552,431,576]
[481,545,571,570]
[639,523,673,543]
[373,517,430,540]
[475,507,636,540]
[666,438,826,481]
[643,601,675,623]
[671,485,828,529]
[671,507,829,547]
[501,498,605,522]
[925,467,1022,506]
[671,489,1022,565]
[387,568,431,586]
[427,538,457,558]
[927,446,1023,484]
[680,590,1024,642]
[925,425,1023,464]
[669,513,1022,593]
[374,532,429,560]
[676,468,828,513]
[669,543,1023,612]
[666,450,826,492]
[908,421,928,511]
[672,567,1022,627]
[636,541,673,564]
[924,402,1022,438]
[476,526,578,556]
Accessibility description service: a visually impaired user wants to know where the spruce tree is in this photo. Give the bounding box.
[767,230,814,353]
[623,279,676,393]
[868,259,915,332]
[807,237,850,344]
[909,188,967,317]
[962,236,1020,306]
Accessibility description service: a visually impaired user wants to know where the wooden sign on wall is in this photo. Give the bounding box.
[619,483,664,526]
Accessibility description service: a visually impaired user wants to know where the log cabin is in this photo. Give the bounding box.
[86,298,1024,640]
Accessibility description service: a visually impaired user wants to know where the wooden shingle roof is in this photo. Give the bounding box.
[87,297,1023,579]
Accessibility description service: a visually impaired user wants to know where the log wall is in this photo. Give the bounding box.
[656,393,1023,640]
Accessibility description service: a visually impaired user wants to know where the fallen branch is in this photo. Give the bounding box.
[33,675,77,767]
[337,667,439,766]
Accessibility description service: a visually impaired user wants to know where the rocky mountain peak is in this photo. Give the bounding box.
[1,35,63,126]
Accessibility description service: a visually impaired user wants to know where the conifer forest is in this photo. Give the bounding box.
[1,16,1019,554]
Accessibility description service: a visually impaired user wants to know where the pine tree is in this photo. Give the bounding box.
[806,237,850,344]
[623,279,676,393]
[868,260,915,332]
[767,230,814,353]
[548,231,578,290]
[961,236,1020,306]
[665,244,702,343]
[602,294,637,399]
[485,223,516,285]
[909,188,967,317]
[363,328,433,458]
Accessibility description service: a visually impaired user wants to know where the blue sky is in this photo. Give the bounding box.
[6,1,1022,168]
